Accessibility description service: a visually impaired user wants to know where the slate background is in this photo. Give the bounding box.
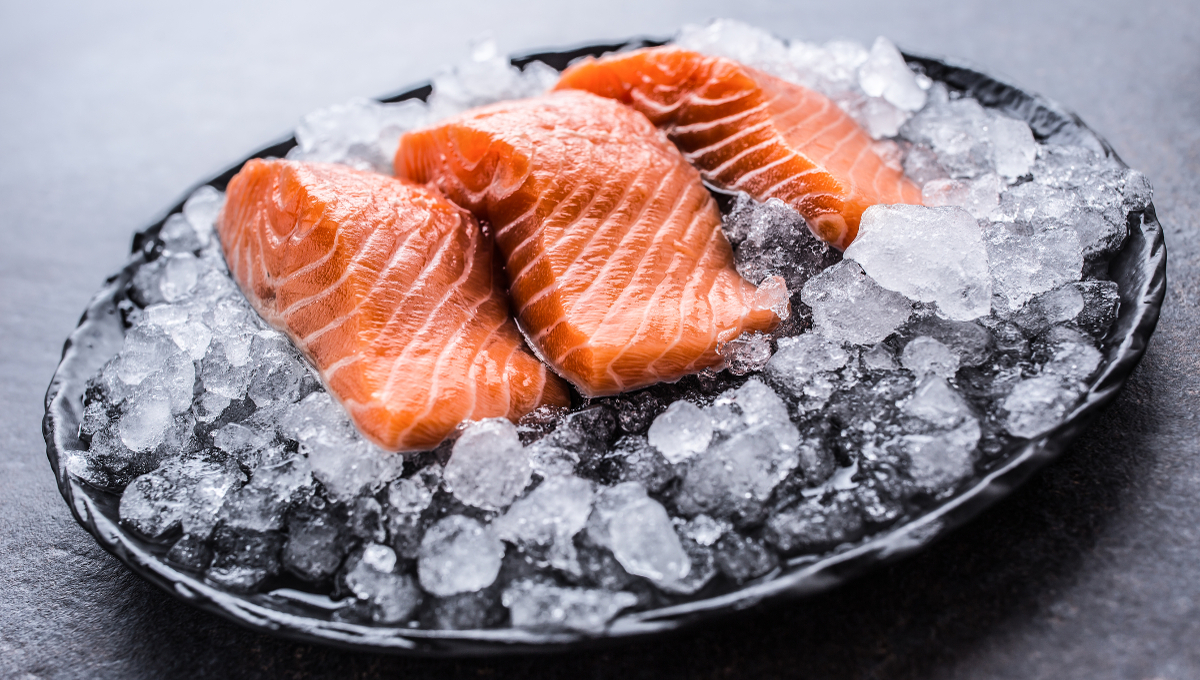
[2,1,1198,678]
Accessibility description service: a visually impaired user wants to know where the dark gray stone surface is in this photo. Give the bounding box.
[2,0,1197,678]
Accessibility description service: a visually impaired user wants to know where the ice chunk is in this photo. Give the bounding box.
[525,407,616,478]
[765,333,851,411]
[858,37,926,112]
[159,213,204,254]
[1121,169,1154,212]
[492,475,594,574]
[802,260,913,345]
[901,418,981,492]
[675,19,792,79]
[183,186,224,244]
[206,526,284,592]
[647,401,713,464]
[283,505,346,582]
[847,205,992,321]
[985,220,1083,312]
[660,534,718,595]
[280,392,405,501]
[158,253,199,303]
[385,467,439,559]
[289,97,428,173]
[444,418,531,510]
[723,195,840,306]
[246,332,313,407]
[714,532,778,583]
[607,435,676,493]
[344,544,422,623]
[587,482,690,587]
[922,174,1003,220]
[219,457,314,533]
[1035,327,1103,383]
[900,87,994,179]
[426,39,556,120]
[989,113,1038,180]
[765,491,865,555]
[900,337,959,378]
[903,144,949,185]
[118,388,176,453]
[719,331,774,375]
[503,580,638,632]
[120,456,244,539]
[862,343,900,372]
[166,533,212,572]
[348,496,386,543]
[904,315,994,367]
[1012,284,1085,335]
[417,515,504,597]
[678,514,731,547]
[1002,376,1080,438]
[903,375,972,429]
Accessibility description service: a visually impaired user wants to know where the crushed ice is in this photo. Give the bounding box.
[74,19,1150,632]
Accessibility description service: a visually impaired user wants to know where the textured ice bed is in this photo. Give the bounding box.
[70,21,1154,633]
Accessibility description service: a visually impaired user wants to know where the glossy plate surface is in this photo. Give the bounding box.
[43,41,1166,656]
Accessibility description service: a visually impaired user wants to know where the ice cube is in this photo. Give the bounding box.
[985,220,1083,312]
[159,213,204,253]
[764,333,851,411]
[344,544,423,623]
[678,514,731,547]
[921,174,1003,220]
[989,112,1038,180]
[858,36,927,112]
[1121,169,1154,212]
[587,482,690,587]
[348,496,387,544]
[1036,327,1104,383]
[607,435,677,493]
[206,526,284,592]
[159,253,199,303]
[675,426,798,525]
[426,40,556,120]
[219,457,314,532]
[724,195,841,302]
[802,260,913,345]
[444,418,531,510]
[290,97,428,173]
[118,387,176,453]
[647,401,713,464]
[491,475,594,574]
[900,87,994,179]
[903,144,949,185]
[675,20,792,79]
[283,504,347,582]
[861,343,900,372]
[846,205,992,321]
[713,532,779,583]
[659,534,718,595]
[719,331,774,375]
[525,406,616,478]
[166,533,213,572]
[183,186,224,244]
[903,315,994,367]
[902,375,972,429]
[764,491,865,555]
[900,337,960,379]
[503,580,638,632]
[417,515,504,597]
[901,418,981,492]
[1002,376,1080,438]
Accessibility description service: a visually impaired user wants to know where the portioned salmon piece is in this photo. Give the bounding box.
[219,159,569,452]
[554,46,924,250]
[395,91,788,397]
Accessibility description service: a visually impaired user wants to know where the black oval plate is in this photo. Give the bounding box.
[43,40,1167,656]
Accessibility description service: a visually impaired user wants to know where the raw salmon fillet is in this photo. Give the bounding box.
[218,159,569,452]
[395,90,788,397]
[555,46,923,250]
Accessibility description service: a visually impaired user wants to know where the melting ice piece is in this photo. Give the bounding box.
[802,260,913,345]
[417,515,504,597]
[722,195,841,301]
[1037,327,1104,383]
[219,457,315,533]
[443,418,531,511]
[492,475,594,574]
[586,482,690,587]
[1002,376,1080,438]
[900,337,960,379]
[846,205,991,321]
[764,333,851,412]
[503,580,638,632]
[283,505,346,582]
[344,544,423,623]
[901,86,994,179]
[989,113,1038,180]
[719,331,775,376]
[647,401,713,464]
[765,492,865,555]
[183,186,224,245]
[426,39,559,120]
